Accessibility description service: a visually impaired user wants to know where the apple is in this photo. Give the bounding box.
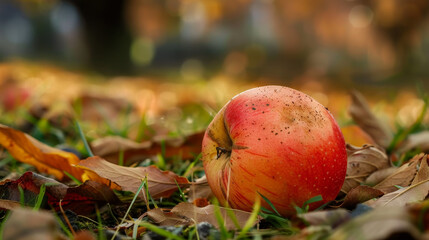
[201,85,347,216]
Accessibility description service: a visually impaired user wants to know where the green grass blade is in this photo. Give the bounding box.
[213,200,229,239]
[174,179,187,202]
[156,153,166,170]
[18,185,25,206]
[237,198,261,239]
[63,171,82,185]
[258,192,281,216]
[96,205,107,240]
[183,153,202,177]
[111,179,146,240]
[33,184,46,211]
[225,207,242,230]
[144,176,158,209]
[139,222,186,240]
[0,211,11,238]
[75,120,94,157]
[118,149,125,166]
[53,212,74,239]
[303,195,323,206]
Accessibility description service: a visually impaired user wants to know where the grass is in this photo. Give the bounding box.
[2,79,429,240]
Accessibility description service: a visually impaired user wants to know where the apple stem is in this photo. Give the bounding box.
[216,147,231,159]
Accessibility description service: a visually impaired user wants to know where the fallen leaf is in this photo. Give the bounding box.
[370,180,429,208]
[90,131,204,165]
[298,209,350,227]
[3,208,68,240]
[330,206,421,240]
[348,91,392,149]
[171,202,257,230]
[341,144,389,194]
[0,172,121,215]
[78,156,190,199]
[374,154,423,193]
[411,154,429,185]
[187,175,213,202]
[0,199,21,210]
[339,186,384,209]
[146,208,191,226]
[0,124,84,181]
[365,167,397,186]
[396,131,429,154]
[370,155,429,208]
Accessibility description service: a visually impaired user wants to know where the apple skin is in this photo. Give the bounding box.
[201,85,347,216]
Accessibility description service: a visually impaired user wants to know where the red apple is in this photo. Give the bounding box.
[201,85,347,216]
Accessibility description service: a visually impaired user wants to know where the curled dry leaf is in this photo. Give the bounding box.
[0,124,84,181]
[91,131,204,165]
[348,91,392,149]
[370,155,429,208]
[411,154,429,185]
[330,206,421,240]
[0,172,121,215]
[369,180,429,208]
[365,167,398,186]
[171,202,257,230]
[374,154,424,193]
[298,209,350,227]
[146,208,191,226]
[187,175,213,202]
[339,185,384,210]
[3,208,68,240]
[0,199,21,210]
[78,156,190,200]
[341,144,389,194]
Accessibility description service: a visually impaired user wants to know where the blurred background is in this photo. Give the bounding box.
[2,0,429,88]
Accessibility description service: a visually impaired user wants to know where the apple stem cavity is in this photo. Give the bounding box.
[216,147,231,159]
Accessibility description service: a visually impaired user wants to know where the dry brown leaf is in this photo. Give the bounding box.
[187,175,213,202]
[396,131,429,154]
[91,132,204,164]
[370,180,429,208]
[298,209,350,226]
[330,206,421,240]
[78,156,190,199]
[374,154,424,193]
[3,208,68,240]
[146,208,191,226]
[0,124,84,181]
[348,91,392,148]
[171,202,257,230]
[341,144,389,194]
[411,155,429,185]
[365,167,398,186]
[0,172,121,215]
[339,186,384,209]
[0,199,21,210]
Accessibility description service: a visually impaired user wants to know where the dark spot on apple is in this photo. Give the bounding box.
[258,138,261,141]
[266,104,269,106]
[275,133,278,135]
[252,107,256,110]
